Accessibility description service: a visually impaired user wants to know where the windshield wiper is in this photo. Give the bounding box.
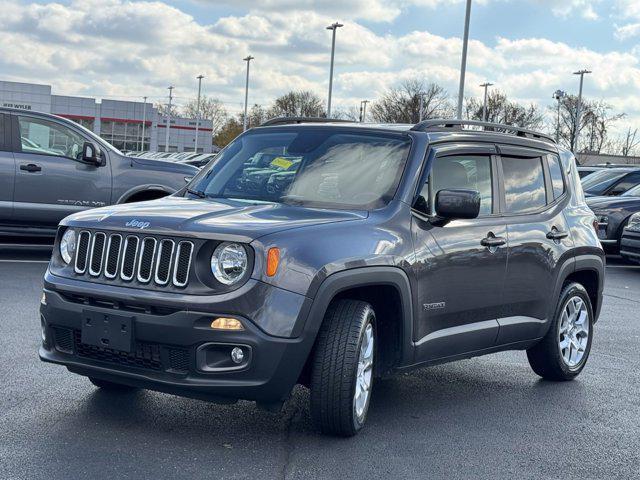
[186,188,206,198]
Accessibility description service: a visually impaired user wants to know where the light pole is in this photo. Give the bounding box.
[194,74,204,153]
[418,93,424,122]
[141,96,147,152]
[360,100,369,122]
[456,0,473,119]
[480,82,493,122]
[164,86,174,153]
[326,22,344,118]
[553,89,566,143]
[243,56,254,131]
[573,69,592,153]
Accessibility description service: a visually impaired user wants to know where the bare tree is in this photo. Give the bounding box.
[154,102,180,118]
[614,127,640,157]
[370,80,453,123]
[268,91,325,118]
[182,95,228,134]
[239,104,268,128]
[550,95,624,153]
[465,90,544,130]
[213,118,243,147]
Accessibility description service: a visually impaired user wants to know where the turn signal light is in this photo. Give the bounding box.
[266,247,280,277]
[210,317,244,331]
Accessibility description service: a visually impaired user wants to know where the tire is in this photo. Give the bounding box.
[89,377,138,392]
[527,282,594,381]
[309,299,376,436]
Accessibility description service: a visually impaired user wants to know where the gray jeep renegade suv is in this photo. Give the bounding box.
[39,118,605,436]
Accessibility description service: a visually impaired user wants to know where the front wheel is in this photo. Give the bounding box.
[527,282,594,380]
[309,299,376,436]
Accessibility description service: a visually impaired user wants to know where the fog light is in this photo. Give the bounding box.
[211,317,244,331]
[231,347,244,364]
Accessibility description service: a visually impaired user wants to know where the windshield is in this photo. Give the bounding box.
[622,183,640,197]
[581,169,627,194]
[187,128,411,209]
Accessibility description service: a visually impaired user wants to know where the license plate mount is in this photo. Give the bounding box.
[81,310,134,353]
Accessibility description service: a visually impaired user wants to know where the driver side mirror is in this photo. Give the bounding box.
[434,189,481,220]
[81,142,101,166]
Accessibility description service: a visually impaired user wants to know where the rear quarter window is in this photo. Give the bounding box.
[547,154,565,199]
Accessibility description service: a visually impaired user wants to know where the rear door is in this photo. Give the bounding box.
[12,113,112,228]
[411,143,508,362]
[0,113,15,223]
[497,147,573,344]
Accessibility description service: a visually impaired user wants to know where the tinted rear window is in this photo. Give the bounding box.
[502,156,547,214]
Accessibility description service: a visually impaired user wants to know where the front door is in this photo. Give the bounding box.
[12,113,112,228]
[411,145,508,362]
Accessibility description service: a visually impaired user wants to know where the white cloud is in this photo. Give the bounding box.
[1,0,640,133]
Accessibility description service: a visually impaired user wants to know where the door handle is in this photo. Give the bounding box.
[546,229,569,240]
[20,163,42,173]
[481,235,506,248]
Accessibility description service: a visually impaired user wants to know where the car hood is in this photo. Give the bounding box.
[61,197,368,242]
[586,196,640,211]
[129,156,199,175]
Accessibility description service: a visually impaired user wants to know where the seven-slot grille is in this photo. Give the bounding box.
[74,230,193,288]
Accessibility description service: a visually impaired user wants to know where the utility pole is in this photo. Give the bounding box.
[553,90,566,143]
[194,74,204,153]
[456,0,473,119]
[141,96,147,152]
[326,22,344,118]
[361,100,369,122]
[164,86,173,153]
[573,69,592,153]
[480,82,493,122]
[243,56,254,131]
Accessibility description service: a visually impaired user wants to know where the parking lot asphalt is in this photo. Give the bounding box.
[1,248,639,480]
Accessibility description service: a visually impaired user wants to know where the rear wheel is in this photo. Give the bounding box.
[309,299,376,436]
[527,282,593,380]
[89,377,138,392]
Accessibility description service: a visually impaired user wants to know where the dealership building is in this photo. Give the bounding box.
[0,80,214,153]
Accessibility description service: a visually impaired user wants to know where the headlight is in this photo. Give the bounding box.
[629,212,640,227]
[59,229,77,264]
[210,242,248,285]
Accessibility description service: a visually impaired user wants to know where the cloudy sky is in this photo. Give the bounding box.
[1,0,640,129]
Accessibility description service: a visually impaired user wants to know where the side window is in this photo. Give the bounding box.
[501,156,547,214]
[17,116,85,160]
[609,172,640,195]
[426,155,493,215]
[547,154,565,199]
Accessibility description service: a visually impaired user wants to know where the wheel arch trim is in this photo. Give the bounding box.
[117,184,175,204]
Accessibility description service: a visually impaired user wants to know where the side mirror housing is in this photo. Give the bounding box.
[435,189,481,220]
[81,142,101,166]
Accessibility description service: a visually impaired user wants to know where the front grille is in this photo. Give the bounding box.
[73,330,163,371]
[53,327,74,354]
[168,348,190,373]
[73,231,193,288]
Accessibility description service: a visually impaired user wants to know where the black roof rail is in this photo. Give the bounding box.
[260,117,354,127]
[411,119,556,144]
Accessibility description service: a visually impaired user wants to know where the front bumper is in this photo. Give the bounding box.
[39,272,316,405]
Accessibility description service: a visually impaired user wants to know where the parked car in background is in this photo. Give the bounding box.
[620,212,640,264]
[587,183,640,253]
[0,108,198,237]
[39,118,604,436]
[577,166,602,179]
[581,167,640,197]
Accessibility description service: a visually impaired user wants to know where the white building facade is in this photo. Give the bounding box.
[0,80,214,153]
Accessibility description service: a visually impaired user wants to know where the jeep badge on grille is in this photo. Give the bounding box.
[125,219,151,229]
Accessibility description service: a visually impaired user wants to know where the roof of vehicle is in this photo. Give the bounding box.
[258,117,562,152]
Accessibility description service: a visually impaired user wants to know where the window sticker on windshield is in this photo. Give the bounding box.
[271,157,294,170]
